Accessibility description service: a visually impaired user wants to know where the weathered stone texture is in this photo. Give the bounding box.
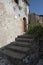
[0,1,21,47]
[0,0,29,47]
[28,13,43,25]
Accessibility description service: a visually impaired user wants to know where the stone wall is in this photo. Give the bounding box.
[28,13,39,24]
[0,0,21,47]
[28,13,43,25]
[39,16,43,26]
[0,3,22,47]
[0,0,29,47]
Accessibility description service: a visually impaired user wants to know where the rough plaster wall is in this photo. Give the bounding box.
[0,0,22,48]
[0,0,29,47]
[18,0,29,30]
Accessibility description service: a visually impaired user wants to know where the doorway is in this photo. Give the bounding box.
[22,17,26,32]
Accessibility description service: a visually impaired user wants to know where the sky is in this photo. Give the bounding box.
[29,0,43,15]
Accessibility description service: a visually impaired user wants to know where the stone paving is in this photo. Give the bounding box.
[37,59,43,65]
[0,52,14,65]
[0,34,43,65]
[0,52,43,65]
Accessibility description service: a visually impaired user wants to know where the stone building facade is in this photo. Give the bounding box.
[28,13,39,24]
[28,13,43,25]
[0,0,29,47]
[39,15,43,25]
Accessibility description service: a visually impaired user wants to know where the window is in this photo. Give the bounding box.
[14,0,18,4]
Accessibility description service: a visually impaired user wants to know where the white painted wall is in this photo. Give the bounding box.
[0,0,29,47]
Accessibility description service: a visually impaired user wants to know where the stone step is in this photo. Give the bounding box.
[4,42,39,53]
[15,38,34,42]
[7,42,31,48]
[8,41,38,48]
[1,49,26,60]
[15,41,33,47]
[18,34,34,39]
[5,45,30,54]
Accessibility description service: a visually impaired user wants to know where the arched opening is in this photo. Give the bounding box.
[22,17,26,32]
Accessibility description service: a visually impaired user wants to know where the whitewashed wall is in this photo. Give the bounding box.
[0,0,29,47]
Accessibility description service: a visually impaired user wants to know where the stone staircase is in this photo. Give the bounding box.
[0,34,39,65]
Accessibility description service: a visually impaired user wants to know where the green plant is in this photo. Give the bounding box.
[32,24,43,38]
[28,24,33,34]
[28,22,43,38]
